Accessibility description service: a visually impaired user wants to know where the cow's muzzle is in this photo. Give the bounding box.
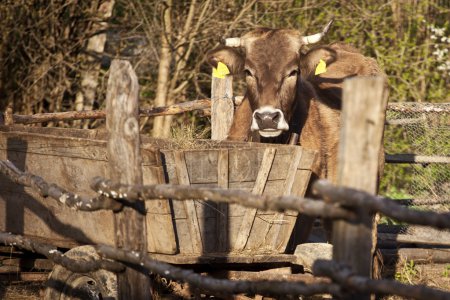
[251,106,289,138]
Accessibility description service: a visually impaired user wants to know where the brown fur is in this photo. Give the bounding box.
[206,30,387,184]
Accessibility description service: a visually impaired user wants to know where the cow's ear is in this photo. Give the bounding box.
[206,46,245,75]
[299,46,337,78]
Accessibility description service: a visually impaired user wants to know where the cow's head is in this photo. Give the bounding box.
[207,20,334,138]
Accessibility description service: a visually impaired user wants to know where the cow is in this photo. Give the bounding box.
[206,20,387,184]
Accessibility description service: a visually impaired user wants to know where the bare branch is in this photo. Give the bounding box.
[10,99,211,125]
[90,177,356,220]
[0,160,122,211]
[0,232,123,274]
[96,244,342,298]
[313,260,450,300]
[313,180,450,229]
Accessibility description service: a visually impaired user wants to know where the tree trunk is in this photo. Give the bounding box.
[152,0,173,137]
[75,0,115,128]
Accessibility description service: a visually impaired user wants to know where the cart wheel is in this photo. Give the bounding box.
[44,245,117,300]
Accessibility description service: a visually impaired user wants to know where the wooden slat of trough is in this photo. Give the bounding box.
[264,147,304,250]
[174,151,203,253]
[234,148,276,251]
[0,131,159,165]
[145,165,178,254]
[217,149,229,252]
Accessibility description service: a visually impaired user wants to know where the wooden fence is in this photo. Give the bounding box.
[0,60,449,299]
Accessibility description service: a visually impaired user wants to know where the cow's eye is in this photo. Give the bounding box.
[244,69,253,77]
[288,69,299,77]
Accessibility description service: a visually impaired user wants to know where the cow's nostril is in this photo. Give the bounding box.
[254,112,263,121]
[270,111,281,123]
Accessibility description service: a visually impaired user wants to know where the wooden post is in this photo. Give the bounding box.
[211,74,234,140]
[332,76,388,299]
[106,59,152,299]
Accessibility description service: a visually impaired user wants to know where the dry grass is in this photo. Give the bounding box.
[163,122,222,150]
[0,281,44,300]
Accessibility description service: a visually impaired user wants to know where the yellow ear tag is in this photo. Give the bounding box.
[315,59,327,75]
[213,62,230,79]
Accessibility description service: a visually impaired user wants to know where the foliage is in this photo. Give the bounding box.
[395,259,418,284]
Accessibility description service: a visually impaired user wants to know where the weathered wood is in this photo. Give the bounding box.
[385,154,450,164]
[0,272,49,281]
[0,160,122,211]
[174,151,203,253]
[381,248,450,264]
[211,74,234,140]
[148,253,296,264]
[209,270,331,284]
[98,244,342,298]
[332,76,388,299]
[387,102,450,113]
[0,123,318,257]
[11,99,212,125]
[385,117,425,125]
[145,165,178,254]
[234,148,276,251]
[378,232,450,247]
[105,59,151,299]
[262,147,303,250]
[217,149,229,252]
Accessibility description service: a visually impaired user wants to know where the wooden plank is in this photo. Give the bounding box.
[148,253,295,265]
[211,73,234,140]
[0,131,159,165]
[381,248,450,264]
[0,272,49,282]
[234,148,276,251]
[145,165,178,254]
[174,151,203,253]
[385,154,450,164]
[378,232,450,247]
[217,149,229,252]
[332,76,388,300]
[106,59,151,299]
[263,147,303,251]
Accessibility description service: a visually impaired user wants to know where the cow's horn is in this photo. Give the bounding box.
[224,37,242,47]
[301,19,334,45]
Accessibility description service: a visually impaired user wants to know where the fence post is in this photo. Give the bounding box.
[211,74,234,140]
[106,59,152,299]
[332,76,388,299]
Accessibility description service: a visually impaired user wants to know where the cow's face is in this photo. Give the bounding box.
[207,21,333,138]
[243,30,301,137]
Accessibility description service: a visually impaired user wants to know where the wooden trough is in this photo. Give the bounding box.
[0,125,317,263]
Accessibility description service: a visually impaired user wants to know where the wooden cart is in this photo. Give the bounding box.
[0,124,318,298]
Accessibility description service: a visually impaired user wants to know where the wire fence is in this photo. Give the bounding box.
[384,102,450,213]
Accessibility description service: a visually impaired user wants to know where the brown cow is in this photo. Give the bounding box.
[206,20,386,184]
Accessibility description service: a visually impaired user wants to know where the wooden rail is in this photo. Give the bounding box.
[2,99,211,125]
